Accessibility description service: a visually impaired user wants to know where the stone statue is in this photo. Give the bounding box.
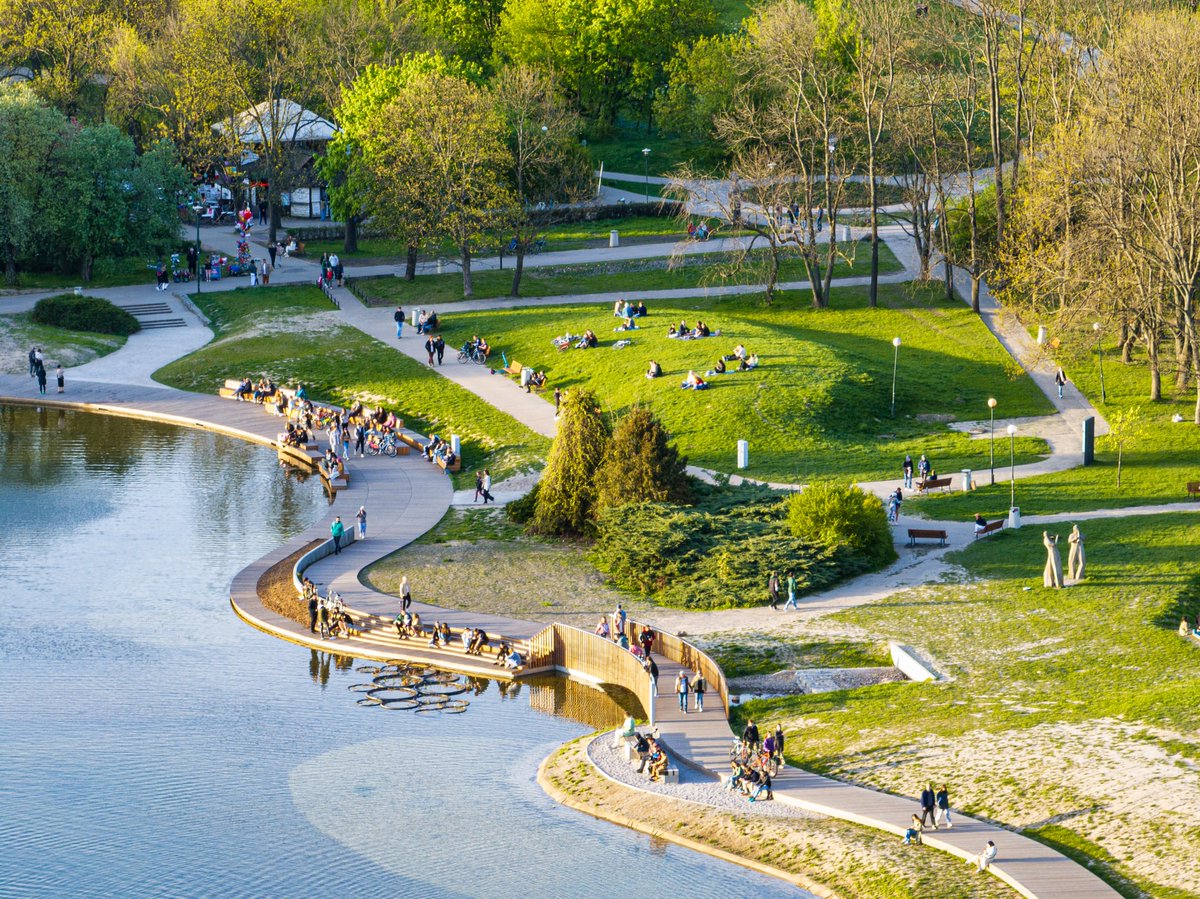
[1068,525,1086,581]
[1043,531,1063,588]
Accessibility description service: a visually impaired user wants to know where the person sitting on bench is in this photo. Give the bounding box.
[504,649,524,670]
[529,370,546,389]
[974,514,988,534]
[234,378,253,400]
[748,771,772,802]
[647,743,669,781]
[493,640,512,665]
[632,731,651,772]
[646,360,662,379]
[468,628,489,655]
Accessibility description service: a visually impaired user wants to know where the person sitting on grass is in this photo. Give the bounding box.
[636,301,648,317]
[732,344,747,362]
[681,370,708,390]
[614,316,639,332]
[666,325,679,338]
[738,353,759,371]
[695,321,711,338]
[646,360,662,379]
[707,357,726,376]
[613,299,624,317]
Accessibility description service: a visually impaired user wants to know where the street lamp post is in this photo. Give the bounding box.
[1093,322,1107,403]
[890,337,902,417]
[642,148,651,203]
[988,397,997,485]
[1007,423,1017,510]
[191,201,203,295]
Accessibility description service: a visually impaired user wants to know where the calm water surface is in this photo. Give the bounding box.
[0,405,802,898]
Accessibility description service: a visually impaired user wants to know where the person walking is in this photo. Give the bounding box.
[919,783,938,828]
[773,723,785,762]
[35,363,47,395]
[306,583,319,634]
[354,422,366,458]
[935,784,953,829]
[646,655,659,696]
[783,571,798,610]
[675,671,690,714]
[330,516,345,554]
[553,387,562,416]
[692,670,706,713]
[767,570,781,610]
[394,306,404,338]
[903,454,914,489]
[435,335,445,365]
[1054,366,1068,399]
[424,335,436,366]
[356,505,367,540]
[741,718,761,752]
[481,469,494,504]
[28,347,37,377]
[473,471,484,503]
[400,575,411,611]
[55,365,65,394]
[268,241,277,269]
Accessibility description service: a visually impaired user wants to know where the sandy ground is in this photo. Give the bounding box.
[0,313,124,374]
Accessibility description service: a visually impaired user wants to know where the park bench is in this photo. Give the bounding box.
[916,477,952,494]
[437,455,462,473]
[974,520,1005,539]
[907,528,948,547]
[1188,481,1200,499]
[503,360,524,377]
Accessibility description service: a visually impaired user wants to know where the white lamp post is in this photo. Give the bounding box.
[1093,322,1106,402]
[1007,424,1017,509]
[891,337,902,417]
[988,397,997,485]
[642,148,651,202]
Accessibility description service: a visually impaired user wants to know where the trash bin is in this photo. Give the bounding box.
[1009,506,1021,529]
[609,230,620,248]
[961,469,973,492]
[737,439,749,469]
[1037,325,1047,345]
[450,435,461,456]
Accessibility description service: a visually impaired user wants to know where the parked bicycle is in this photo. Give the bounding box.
[457,343,488,365]
[366,431,398,457]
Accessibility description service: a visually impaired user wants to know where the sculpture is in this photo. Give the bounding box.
[1068,525,1086,581]
[1043,531,1063,588]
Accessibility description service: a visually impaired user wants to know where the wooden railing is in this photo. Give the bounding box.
[527,623,652,721]
[622,617,730,717]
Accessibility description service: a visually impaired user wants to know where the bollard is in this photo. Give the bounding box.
[737,439,749,469]
[1082,416,1095,465]
[838,224,852,242]
[609,230,620,248]
[450,435,461,457]
[1037,325,1047,345]
[1009,506,1022,529]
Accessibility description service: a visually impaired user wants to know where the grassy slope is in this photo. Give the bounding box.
[918,324,1200,518]
[351,239,901,306]
[0,311,126,374]
[152,286,548,484]
[733,513,1200,898]
[430,281,1052,482]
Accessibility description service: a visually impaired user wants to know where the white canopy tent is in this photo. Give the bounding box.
[213,99,337,145]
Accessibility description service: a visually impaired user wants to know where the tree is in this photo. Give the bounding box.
[491,64,589,297]
[413,0,506,65]
[1101,406,1145,489]
[786,481,892,565]
[531,388,609,536]
[0,86,65,285]
[364,71,514,297]
[595,408,692,511]
[653,33,745,159]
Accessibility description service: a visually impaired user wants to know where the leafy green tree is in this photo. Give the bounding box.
[654,34,744,157]
[786,481,893,565]
[413,0,506,65]
[1101,406,1146,489]
[531,388,609,536]
[595,407,692,511]
[0,86,65,285]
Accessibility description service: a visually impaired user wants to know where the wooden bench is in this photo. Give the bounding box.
[1188,481,1200,500]
[916,477,952,494]
[437,455,462,473]
[907,528,948,546]
[503,361,524,377]
[974,520,1005,539]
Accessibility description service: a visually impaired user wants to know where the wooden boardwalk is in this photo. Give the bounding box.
[0,376,1120,898]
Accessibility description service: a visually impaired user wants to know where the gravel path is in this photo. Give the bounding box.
[586,732,819,822]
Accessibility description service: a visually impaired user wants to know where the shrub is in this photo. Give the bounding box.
[595,407,692,511]
[31,294,141,336]
[506,483,540,523]
[787,482,895,566]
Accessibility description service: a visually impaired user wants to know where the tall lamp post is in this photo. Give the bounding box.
[1093,322,1107,402]
[191,200,203,295]
[1007,423,1017,510]
[642,148,651,202]
[988,397,997,485]
[890,337,902,417]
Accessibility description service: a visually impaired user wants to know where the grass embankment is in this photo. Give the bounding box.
[9,257,156,290]
[351,239,899,306]
[919,322,1200,518]
[0,311,126,375]
[543,738,1015,899]
[431,281,1051,483]
[701,635,892,678]
[152,286,549,484]
[735,514,1200,898]
[363,507,652,625]
[257,539,322,624]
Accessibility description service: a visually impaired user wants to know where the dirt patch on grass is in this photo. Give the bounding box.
[257,540,321,625]
[542,739,1015,899]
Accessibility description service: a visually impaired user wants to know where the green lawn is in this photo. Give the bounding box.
[917,323,1200,518]
[0,311,126,375]
[152,285,549,484]
[586,123,724,177]
[429,280,1052,482]
[12,257,160,290]
[600,177,674,200]
[351,239,901,306]
[734,513,1200,898]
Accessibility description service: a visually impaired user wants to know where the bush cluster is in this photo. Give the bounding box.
[31,294,141,336]
[591,483,891,610]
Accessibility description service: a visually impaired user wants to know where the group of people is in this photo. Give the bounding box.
[420,434,458,469]
[765,570,801,610]
[473,470,495,504]
[302,577,356,640]
[26,347,63,395]
[393,306,441,339]
[666,319,715,340]
[685,221,712,241]
[705,344,759,376]
[392,607,524,668]
[673,668,708,713]
[612,299,648,319]
[901,453,936,489]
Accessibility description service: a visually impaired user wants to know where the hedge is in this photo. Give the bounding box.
[31,294,141,336]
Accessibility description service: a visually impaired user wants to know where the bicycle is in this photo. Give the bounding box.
[457,344,487,365]
[365,431,398,457]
